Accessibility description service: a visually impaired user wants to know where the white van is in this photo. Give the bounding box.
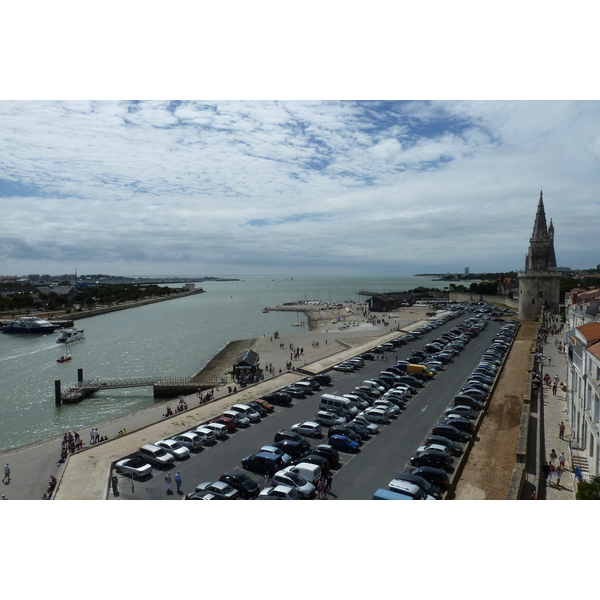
[319,394,359,417]
[282,463,322,485]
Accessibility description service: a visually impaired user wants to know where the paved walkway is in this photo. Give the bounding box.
[538,328,577,500]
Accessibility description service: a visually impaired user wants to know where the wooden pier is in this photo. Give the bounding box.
[55,370,220,405]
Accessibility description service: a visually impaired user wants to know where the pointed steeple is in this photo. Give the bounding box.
[531,189,548,239]
[548,218,554,238]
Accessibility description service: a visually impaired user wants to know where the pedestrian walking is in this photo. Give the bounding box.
[326,473,337,498]
[542,461,550,484]
[318,478,328,500]
[559,422,565,439]
[552,383,557,395]
[2,463,10,483]
[175,472,182,493]
[165,472,172,494]
[559,452,566,469]
[549,449,557,465]
[555,467,563,488]
[548,463,556,484]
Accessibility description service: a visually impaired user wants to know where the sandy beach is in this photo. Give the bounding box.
[0,304,434,500]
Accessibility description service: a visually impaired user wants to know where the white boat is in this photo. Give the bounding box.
[56,328,85,343]
[2,316,60,334]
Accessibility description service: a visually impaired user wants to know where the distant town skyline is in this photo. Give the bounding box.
[1,100,599,277]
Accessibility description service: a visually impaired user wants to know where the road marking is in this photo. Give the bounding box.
[421,405,428,412]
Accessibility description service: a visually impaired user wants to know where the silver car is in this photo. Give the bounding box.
[115,457,152,478]
[201,422,228,438]
[291,421,322,438]
[193,426,217,445]
[272,470,315,499]
[222,410,251,427]
[154,439,191,460]
[257,485,299,500]
[172,431,204,450]
[195,481,240,500]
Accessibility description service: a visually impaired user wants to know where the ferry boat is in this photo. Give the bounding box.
[2,316,60,334]
[56,328,85,343]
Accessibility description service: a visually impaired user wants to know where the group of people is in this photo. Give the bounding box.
[543,448,567,488]
[42,475,57,499]
[317,474,336,499]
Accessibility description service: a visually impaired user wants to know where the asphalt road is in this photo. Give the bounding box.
[113,315,503,500]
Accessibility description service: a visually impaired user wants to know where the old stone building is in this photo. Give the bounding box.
[518,191,561,321]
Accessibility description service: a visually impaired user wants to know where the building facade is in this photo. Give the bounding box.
[518,191,561,321]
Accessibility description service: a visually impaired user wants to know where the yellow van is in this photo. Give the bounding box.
[407,363,434,378]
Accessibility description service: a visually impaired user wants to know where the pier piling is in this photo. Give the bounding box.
[55,380,61,406]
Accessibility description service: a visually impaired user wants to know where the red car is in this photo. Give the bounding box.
[250,399,275,413]
[212,416,237,432]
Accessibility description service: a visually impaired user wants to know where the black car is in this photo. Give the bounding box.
[272,439,307,461]
[274,430,311,451]
[441,416,474,434]
[425,435,464,457]
[410,449,453,471]
[241,452,285,476]
[301,454,331,476]
[327,425,363,444]
[310,444,341,468]
[262,391,292,406]
[384,395,406,409]
[344,421,372,439]
[219,470,260,499]
[284,386,307,399]
[312,373,332,386]
[359,353,375,361]
[431,423,471,442]
[245,401,268,417]
[405,466,450,493]
[398,375,423,388]
[390,473,442,499]
[453,394,484,411]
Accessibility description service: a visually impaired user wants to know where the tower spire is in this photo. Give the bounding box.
[531,189,548,239]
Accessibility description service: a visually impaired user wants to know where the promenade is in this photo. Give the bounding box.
[1,310,424,500]
[536,327,578,500]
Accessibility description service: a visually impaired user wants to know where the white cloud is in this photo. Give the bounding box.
[0,100,598,276]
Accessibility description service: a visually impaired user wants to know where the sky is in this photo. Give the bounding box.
[1,5,599,279]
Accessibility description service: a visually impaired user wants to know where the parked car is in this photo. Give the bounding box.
[431,423,471,442]
[271,439,307,461]
[273,430,311,451]
[301,453,331,476]
[284,386,307,399]
[219,470,260,498]
[241,451,285,476]
[202,422,229,438]
[249,399,275,413]
[360,408,390,424]
[440,416,475,434]
[351,415,379,434]
[193,426,218,445]
[424,435,464,457]
[154,439,191,460]
[390,472,442,499]
[260,445,293,466]
[115,457,152,479]
[222,410,251,428]
[405,466,450,493]
[171,432,204,451]
[257,485,299,500]
[314,410,348,426]
[195,481,240,500]
[310,444,341,468]
[291,421,322,438]
[245,401,268,417]
[262,391,292,406]
[410,449,453,471]
[211,416,237,432]
[328,425,363,444]
[183,490,217,500]
[312,373,332,386]
[328,434,360,453]
[344,421,372,439]
[444,405,473,419]
[272,470,315,498]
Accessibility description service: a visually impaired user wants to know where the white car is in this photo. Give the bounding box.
[373,400,399,416]
[257,485,299,500]
[115,457,152,478]
[154,439,191,460]
[314,410,347,426]
[201,422,228,438]
[360,408,390,424]
[172,431,204,450]
[272,469,315,498]
[222,410,251,427]
[194,481,240,499]
[416,443,451,456]
[291,421,322,438]
[193,425,217,444]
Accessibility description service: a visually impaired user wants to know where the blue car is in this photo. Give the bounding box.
[328,434,360,453]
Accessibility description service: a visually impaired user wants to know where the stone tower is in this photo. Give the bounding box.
[518,191,561,320]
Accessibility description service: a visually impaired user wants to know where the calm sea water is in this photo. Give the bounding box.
[0,275,445,452]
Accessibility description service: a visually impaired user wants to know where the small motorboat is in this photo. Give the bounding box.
[262,308,269,313]
[57,354,72,363]
[56,328,85,343]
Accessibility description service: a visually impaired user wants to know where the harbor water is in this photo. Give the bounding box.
[0,275,446,452]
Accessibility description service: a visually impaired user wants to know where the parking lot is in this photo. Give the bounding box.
[112,310,507,500]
